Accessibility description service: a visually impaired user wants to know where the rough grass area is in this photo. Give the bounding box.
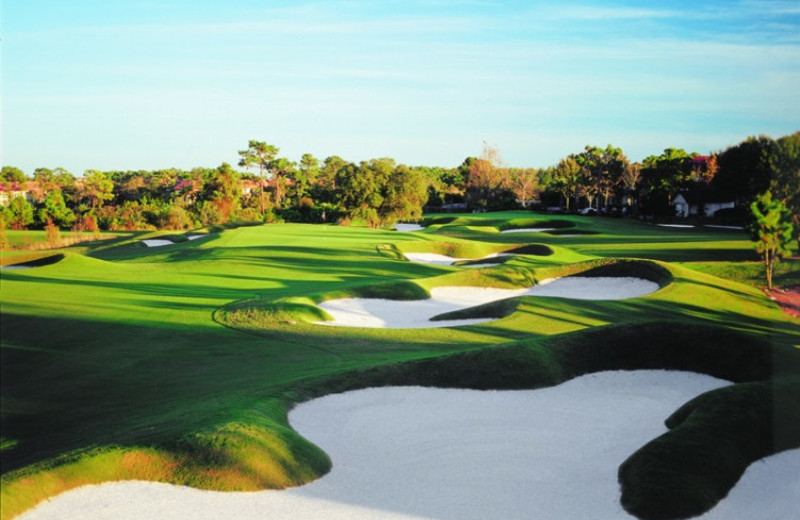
[680,259,800,289]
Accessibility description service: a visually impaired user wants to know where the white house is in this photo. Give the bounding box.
[673,191,735,218]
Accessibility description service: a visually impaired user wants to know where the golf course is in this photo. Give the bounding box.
[1,211,799,519]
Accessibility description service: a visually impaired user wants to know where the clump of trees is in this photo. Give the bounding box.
[2,133,797,259]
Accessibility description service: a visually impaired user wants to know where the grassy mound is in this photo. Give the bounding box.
[496,218,575,231]
[535,258,673,286]
[390,238,504,261]
[619,377,800,520]
[216,280,430,329]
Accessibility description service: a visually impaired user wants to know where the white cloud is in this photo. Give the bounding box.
[545,5,679,20]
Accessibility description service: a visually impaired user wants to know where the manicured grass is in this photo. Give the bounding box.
[2,213,799,520]
[680,259,800,288]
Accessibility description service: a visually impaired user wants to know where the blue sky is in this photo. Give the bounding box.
[2,0,799,174]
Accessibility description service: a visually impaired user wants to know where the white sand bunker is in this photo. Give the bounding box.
[394,223,424,232]
[141,239,175,247]
[317,286,529,328]
[316,277,659,329]
[530,276,659,300]
[18,371,798,520]
[658,224,694,229]
[501,227,556,233]
[187,234,206,240]
[0,265,33,270]
[704,225,745,230]
[403,252,507,267]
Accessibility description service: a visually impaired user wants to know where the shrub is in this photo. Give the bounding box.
[164,206,195,230]
[45,223,61,248]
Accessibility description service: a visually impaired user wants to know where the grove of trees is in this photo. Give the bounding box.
[1,134,797,250]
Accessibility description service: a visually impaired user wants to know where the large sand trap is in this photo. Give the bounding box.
[316,277,659,328]
[403,252,508,267]
[17,371,798,520]
[141,239,175,247]
[0,265,33,270]
[394,223,424,232]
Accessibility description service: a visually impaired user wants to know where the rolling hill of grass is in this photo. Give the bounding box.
[1,212,798,519]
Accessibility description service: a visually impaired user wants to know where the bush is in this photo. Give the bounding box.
[230,207,263,224]
[163,206,195,230]
[197,202,224,227]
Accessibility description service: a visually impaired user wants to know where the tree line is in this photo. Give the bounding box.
[1,133,797,238]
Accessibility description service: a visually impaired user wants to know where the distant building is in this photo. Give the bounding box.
[673,187,734,218]
[0,182,33,206]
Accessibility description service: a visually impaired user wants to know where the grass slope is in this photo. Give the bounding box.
[2,213,799,520]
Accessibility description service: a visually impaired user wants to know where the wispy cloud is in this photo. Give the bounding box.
[546,5,679,20]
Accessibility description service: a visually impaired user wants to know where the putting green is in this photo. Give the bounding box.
[1,212,799,520]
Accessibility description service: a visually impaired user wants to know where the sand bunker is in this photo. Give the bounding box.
[316,286,529,328]
[17,371,797,520]
[187,234,205,240]
[530,276,659,300]
[704,225,745,230]
[501,227,556,233]
[0,265,33,270]
[394,223,424,232]
[658,224,694,229]
[316,277,659,329]
[142,239,175,247]
[403,252,507,267]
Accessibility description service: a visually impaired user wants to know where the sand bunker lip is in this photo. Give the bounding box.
[0,255,64,270]
[403,252,508,267]
[501,227,556,233]
[143,235,206,247]
[395,223,425,232]
[16,371,796,520]
[316,277,660,329]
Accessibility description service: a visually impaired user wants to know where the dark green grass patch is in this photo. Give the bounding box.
[619,377,800,520]
[505,244,554,256]
[545,228,599,236]
[0,254,64,269]
[495,218,575,231]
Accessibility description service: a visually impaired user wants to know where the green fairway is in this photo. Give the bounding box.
[1,212,799,520]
